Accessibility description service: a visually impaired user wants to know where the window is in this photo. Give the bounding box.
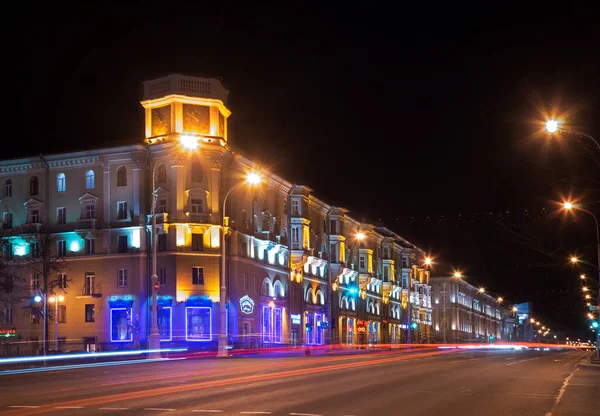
[157,164,167,183]
[2,212,12,229]
[117,201,128,220]
[262,280,270,296]
[330,219,337,234]
[383,266,389,280]
[159,268,167,286]
[274,308,282,343]
[85,304,95,322]
[118,235,128,253]
[85,272,95,295]
[254,276,259,293]
[191,233,204,251]
[158,233,167,251]
[58,305,66,323]
[57,173,66,192]
[191,162,203,182]
[292,227,299,242]
[29,176,39,196]
[32,274,40,289]
[3,179,12,197]
[85,238,94,255]
[58,272,67,289]
[85,170,95,189]
[117,269,128,287]
[57,207,66,225]
[4,308,13,324]
[359,255,366,270]
[29,209,40,224]
[191,198,203,214]
[262,306,272,343]
[192,267,204,285]
[30,241,39,258]
[241,241,248,257]
[158,307,172,341]
[243,272,248,290]
[186,307,211,341]
[116,166,127,187]
[84,203,95,219]
[383,247,389,259]
[57,240,66,257]
[291,199,301,216]
[110,307,132,342]
[157,199,167,214]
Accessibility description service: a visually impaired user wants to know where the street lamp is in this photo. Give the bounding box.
[217,172,262,357]
[479,287,485,293]
[424,257,432,266]
[570,256,579,264]
[544,119,600,151]
[581,274,587,280]
[453,271,462,279]
[497,297,503,303]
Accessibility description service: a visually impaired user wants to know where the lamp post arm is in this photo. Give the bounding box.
[560,128,600,152]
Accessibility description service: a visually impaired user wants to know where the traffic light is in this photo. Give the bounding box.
[592,321,599,329]
[306,324,312,332]
[410,322,418,330]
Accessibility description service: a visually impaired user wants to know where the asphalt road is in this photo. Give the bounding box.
[0,349,598,416]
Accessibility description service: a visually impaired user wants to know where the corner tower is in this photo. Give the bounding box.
[140,74,231,146]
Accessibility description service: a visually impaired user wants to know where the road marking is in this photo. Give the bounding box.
[290,413,323,416]
[240,412,272,415]
[144,408,175,411]
[506,357,541,366]
[55,406,84,409]
[449,358,484,364]
[9,406,41,409]
[192,411,224,413]
[100,408,130,410]
[545,367,580,416]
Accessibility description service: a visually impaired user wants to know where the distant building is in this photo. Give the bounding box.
[0,74,433,355]
[431,276,512,343]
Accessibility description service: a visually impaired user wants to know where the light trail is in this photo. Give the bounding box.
[0,348,188,365]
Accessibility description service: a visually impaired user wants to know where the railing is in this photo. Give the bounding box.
[189,213,210,223]
[146,213,169,224]
[76,218,97,229]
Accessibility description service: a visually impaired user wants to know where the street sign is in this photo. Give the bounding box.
[0,328,16,337]
[154,281,160,291]
[589,305,598,311]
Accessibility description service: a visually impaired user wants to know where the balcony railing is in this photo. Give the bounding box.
[189,213,210,223]
[20,223,42,233]
[76,218,97,229]
[147,213,169,224]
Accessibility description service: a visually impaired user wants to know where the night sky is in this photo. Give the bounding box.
[11,3,600,340]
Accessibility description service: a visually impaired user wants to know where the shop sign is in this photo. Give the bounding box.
[356,319,367,333]
[0,328,16,337]
[291,313,302,325]
[317,321,328,329]
[239,295,255,314]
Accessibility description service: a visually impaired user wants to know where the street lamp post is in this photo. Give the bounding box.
[148,161,161,359]
[217,172,261,358]
[563,201,600,358]
[545,119,600,152]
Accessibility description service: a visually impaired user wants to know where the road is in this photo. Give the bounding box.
[0,348,598,416]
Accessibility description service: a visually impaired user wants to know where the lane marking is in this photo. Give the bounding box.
[144,409,175,411]
[99,408,130,411]
[192,411,224,413]
[506,357,542,366]
[290,413,322,416]
[449,358,484,364]
[555,368,578,405]
[240,412,273,415]
[54,407,84,409]
[9,407,41,409]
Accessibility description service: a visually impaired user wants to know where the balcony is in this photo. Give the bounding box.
[75,283,103,299]
[76,218,97,230]
[189,212,210,224]
[20,223,42,234]
[147,213,169,224]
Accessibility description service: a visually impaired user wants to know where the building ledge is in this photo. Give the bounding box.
[76,294,103,299]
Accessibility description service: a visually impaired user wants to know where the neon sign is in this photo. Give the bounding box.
[291,313,301,325]
[239,295,255,314]
[0,328,16,337]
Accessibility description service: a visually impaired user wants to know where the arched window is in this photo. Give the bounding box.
[157,164,167,183]
[191,161,203,183]
[261,278,271,296]
[306,288,314,304]
[57,173,66,192]
[85,170,95,189]
[116,166,127,187]
[273,280,284,298]
[316,290,325,305]
[369,301,374,314]
[350,298,356,311]
[375,303,380,315]
[341,296,348,310]
[3,179,12,197]
[29,176,39,196]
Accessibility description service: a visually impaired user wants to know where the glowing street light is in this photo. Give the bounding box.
[581,274,587,280]
[586,294,591,299]
[563,201,573,210]
[512,306,518,312]
[583,287,589,292]
[545,119,559,133]
[479,287,485,293]
[570,256,579,264]
[218,171,262,357]
[424,257,432,266]
[34,295,42,303]
[530,318,535,324]
[453,271,463,279]
[356,232,366,241]
[497,297,503,303]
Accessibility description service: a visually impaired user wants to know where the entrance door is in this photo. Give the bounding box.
[291,329,298,347]
[243,322,250,348]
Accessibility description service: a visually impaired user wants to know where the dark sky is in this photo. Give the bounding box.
[10,3,600,340]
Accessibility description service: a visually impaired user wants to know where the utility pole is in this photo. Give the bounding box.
[40,155,49,357]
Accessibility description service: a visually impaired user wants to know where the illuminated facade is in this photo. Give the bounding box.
[431,276,508,343]
[0,74,433,353]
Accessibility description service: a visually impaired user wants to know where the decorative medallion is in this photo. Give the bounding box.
[183,104,210,134]
[151,105,171,136]
[239,295,255,315]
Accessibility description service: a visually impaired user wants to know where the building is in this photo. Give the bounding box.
[0,74,432,355]
[430,276,511,343]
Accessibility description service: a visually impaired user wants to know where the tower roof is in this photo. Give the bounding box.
[143,74,228,103]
